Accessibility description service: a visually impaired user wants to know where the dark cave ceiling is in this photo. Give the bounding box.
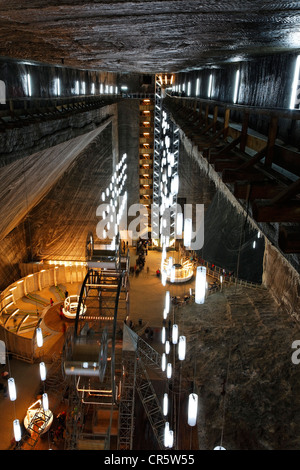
[0,1,300,73]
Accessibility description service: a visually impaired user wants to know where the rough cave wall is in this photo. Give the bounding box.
[0,59,118,99]
[25,123,115,263]
[0,223,27,290]
[179,143,265,283]
[177,52,300,147]
[263,241,300,320]
[0,101,116,167]
[0,102,118,289]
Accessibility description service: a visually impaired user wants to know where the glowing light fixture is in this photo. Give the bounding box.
[176,212,183,237]
[55,77,60,96]
[36,327,43,347]
[165,291,170,315]
[290,54,300,109]
[208,73,213,98]
[163,393,168,416]
[39,362,47,381]
[165,340,170,355]
[166,363,172,379]
[178,335,186,360]
[161,353,166,372]
[161,327,166,344]
[195,266,206,304]
[214,446,226,450]
[196,78,200,96]
[172,324,178,344]
[184,218,192,248]
[188,393,198,426]
[8,378,17,401]
[233,69,240,104]
[27,73,32,97]
[42,392,49,411]
[164,422,170,447]
[13,419,22,442]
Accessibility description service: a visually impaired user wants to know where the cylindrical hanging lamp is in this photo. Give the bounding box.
[42,392,49,411]
[39,362,47,381]
[184,218,192,248]
[161,353,166,372]
[172,324,178,344]
[178,335,186,360]
[188,393,198,426]
[195,266,206,304]
[163,393,168,416]
[8,377,17,401]
[166,363,172,379]
[36,327,43,347]
[13,419,22,442]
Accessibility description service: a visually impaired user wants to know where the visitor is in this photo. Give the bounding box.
[50,298,54,307]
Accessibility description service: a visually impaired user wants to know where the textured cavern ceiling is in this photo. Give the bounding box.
[0,0,300,73]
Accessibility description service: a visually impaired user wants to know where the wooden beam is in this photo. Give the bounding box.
[240,112,249,152]
[278,227,300,253]
[215,135,241,155]
[265,115,278,168]
[252,200,300,222]
[214,158,243,172]
[270,178,300,204]
[237,146,267,170]
[223,108,230,139]
[234,182,285,200]
[222,168,266,183]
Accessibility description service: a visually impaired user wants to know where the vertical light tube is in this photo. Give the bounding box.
[161,327,166,344]
[27,73,32,97]
[161,353,166,372]
[163,393,168,416]
[39,361,47,381]
[42,392,49,411]
[13,419,22,442]
[184,218,192,248]
[172,324,178,345]
[290,54,300,109]
[188,393,198,426]
[168,430,174,448]
[178,336,186,360]
[164,422,170,447]
[56,77,61,96]
[165,291,170,315]
[196,77,200,96]
[165,340,170,355]
[166,363,172,379]
[187,81,191,96]
[176,212,183,237]
[233,69,240,104]
[8,378,17,401]
[208,73,212,98]
[36,327,43,347]
[195,266,206,304]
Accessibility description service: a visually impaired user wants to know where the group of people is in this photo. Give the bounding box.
[135,239,149,273]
